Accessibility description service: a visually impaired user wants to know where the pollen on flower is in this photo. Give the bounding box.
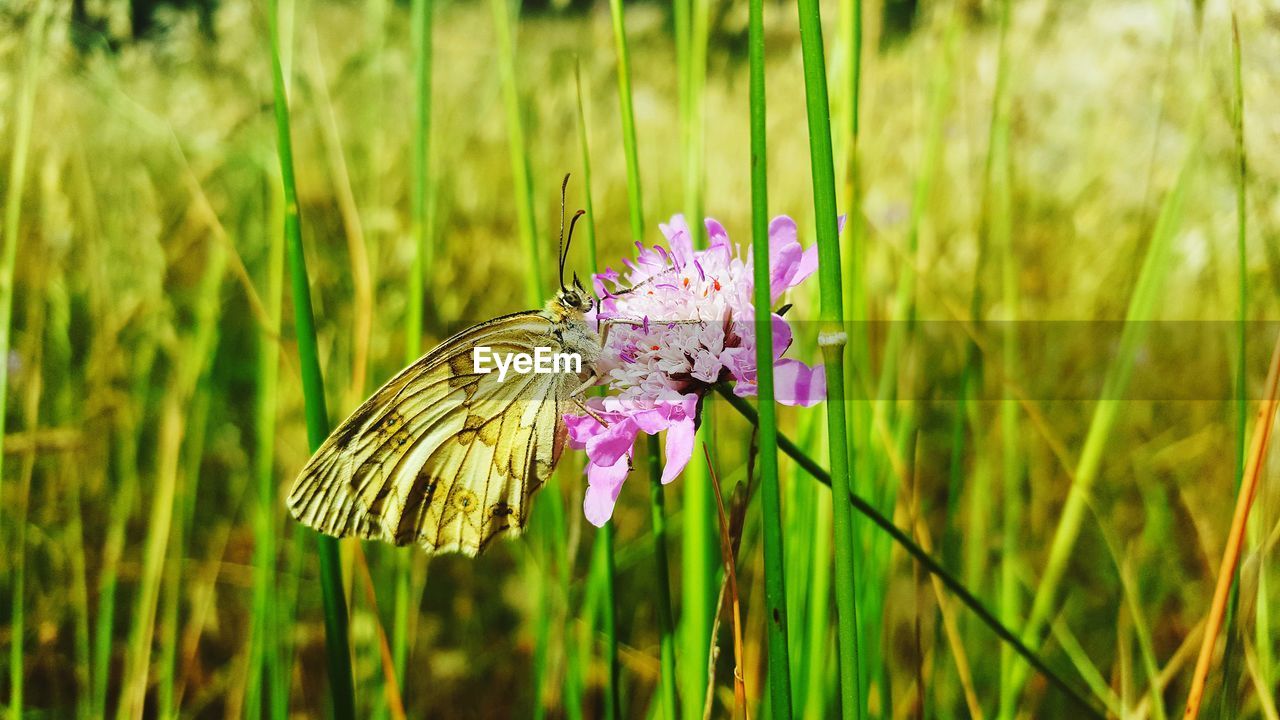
[564,213,831,528]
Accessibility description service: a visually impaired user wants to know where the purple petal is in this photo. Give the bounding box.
[706,219,730,249]
[771,314,793,360]
[793,245,819,287]
[679,392,699,418]
[661,215,694,266]
[586,417,639,467]
[660,417,696,484]
[584,457,631,527]
[774,359,827,407]
[632,405,675,434]
[564,412,605,449]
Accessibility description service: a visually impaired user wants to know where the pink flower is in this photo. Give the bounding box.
[567,215,828,527]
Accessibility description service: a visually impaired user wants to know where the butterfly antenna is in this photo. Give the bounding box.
[559,173,571,292]
[565,209,586,287]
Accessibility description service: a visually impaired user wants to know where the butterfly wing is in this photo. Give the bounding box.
[287,310,581,556]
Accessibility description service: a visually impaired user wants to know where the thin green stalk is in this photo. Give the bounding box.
[9,264,46,720]
[682,0,708,240]
[394,0,435,698]
[490,0,543,307]
[45,260,90,719]
[1008,136,1198,705]
[793,0,860,716]
[985,1,1022,717]
[93,328,158,718]
[608,0,643,243]
[594,524,620,718]
[0,0,47,529]
[248,170,288,720]
[1232,17,1270,690]
[716,388,1106,719]
[649,435,680,720]
[748,0,793,712]
[405,0,434,362]
[3,5,48,717]
[1223,16,1264,691]
[678,0,716,704]
[268,0,357,713]
[1215,17,1251,718]
[575,60,619,720]
[158,228,225,718]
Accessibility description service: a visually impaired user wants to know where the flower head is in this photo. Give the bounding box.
[565,214,828,526]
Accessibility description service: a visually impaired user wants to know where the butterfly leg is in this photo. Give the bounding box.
[571,396,611,428]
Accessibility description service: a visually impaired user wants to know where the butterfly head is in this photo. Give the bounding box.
[553,273,594,314]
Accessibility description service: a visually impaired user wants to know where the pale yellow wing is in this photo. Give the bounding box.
[287,311,576,556]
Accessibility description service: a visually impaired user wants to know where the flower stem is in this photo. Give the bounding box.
[747,0,793,713]
[575,60,620,720]
[648,435,679,720]
[793,0,860,715]
[490,0,543,306]
[1,4,47,714]
[608,0,643,243]
[393,0,435,696]
[268,0,356,713]
[716,387,1105,719]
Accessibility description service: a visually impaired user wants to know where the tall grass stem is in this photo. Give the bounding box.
[648,435,680,719]
[268,0,357,712]
[608,0,643,242]
[793,0,861,715]
[747,0,794,712]
[575,59,620,720]
[490,0,543,306]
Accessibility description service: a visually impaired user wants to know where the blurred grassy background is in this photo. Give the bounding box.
[2,0,1279,717]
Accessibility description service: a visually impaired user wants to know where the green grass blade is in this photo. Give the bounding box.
[393,0,435,700]
[490,0,543,307]
[985,1,1021,717]
[1231,17,1271,692]
[677,0,717,703]
[248,166,289,720]
[747,0,794,712]
[648,435,680,719]
[608,0,643,242]
[792,0,861,715]
[2,4,48,715]
[574,58,620,720]
[267,0,357,713]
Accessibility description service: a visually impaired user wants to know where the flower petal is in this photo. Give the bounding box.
[771,313,793,360]
[706,219,730,249]
[661,215,694,266]
[774,358,827,407]
[584,456,631,527]
[792,244,819,288]
[563,412,605,449]
[632,405,675,434]
[660,416,696,484]
[586,417,639,467]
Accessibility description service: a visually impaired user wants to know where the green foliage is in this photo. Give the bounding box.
[2,2,1274,718]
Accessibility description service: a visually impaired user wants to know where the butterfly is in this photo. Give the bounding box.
[287,177,602,556]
